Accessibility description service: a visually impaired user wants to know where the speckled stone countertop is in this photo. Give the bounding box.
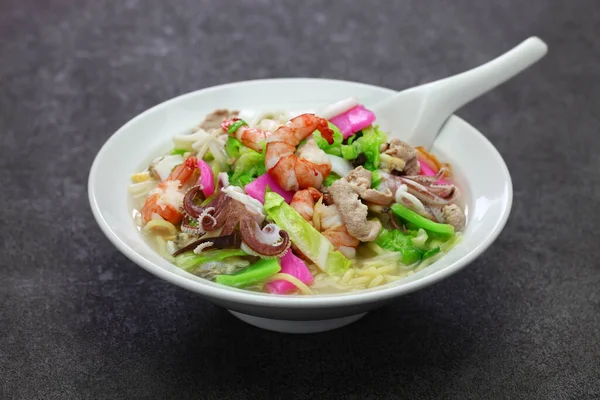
[1,0,599,398]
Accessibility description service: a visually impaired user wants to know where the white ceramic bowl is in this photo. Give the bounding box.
[88,79,512,333]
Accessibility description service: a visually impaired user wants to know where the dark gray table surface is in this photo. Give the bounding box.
[2,0,599,399]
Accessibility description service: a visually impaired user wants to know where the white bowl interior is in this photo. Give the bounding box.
[89,79,512,308]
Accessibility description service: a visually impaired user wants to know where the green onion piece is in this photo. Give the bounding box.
[215,258,281,288]
[171,148,187,155]
[391,203,455,236]
[227,119,248,134]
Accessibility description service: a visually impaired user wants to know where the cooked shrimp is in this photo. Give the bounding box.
[140,157,198,224]
[315,199,360,258]
[265,114,334,191]
[290,187,322,221]
[322,226,360,259]
[222,119,270,152]
[291,188,359,257]
[166,156,198,187]
[140,188,183,225]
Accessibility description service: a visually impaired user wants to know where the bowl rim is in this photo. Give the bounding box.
[88,77,513,308]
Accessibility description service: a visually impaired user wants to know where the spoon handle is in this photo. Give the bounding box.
[421,37,548,115]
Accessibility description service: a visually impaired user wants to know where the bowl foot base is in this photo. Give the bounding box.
[228,310,367,333]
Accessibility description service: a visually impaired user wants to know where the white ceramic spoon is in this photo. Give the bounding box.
[371,36,548,149]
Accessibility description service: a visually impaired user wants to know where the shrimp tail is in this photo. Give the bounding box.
[316,119,335,144]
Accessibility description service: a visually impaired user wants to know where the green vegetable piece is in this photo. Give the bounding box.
[313,122,344,157]
[347,126,388,170]
[226,137,243,159]
[229,150,266,187]
[313,124,387,171]
[264,192,351,275]
[422,247,441,260]
[171,148,187,156]
[208,161,230,191]
[322,172,341,187]
[175,249,248,272]
[340,145,359,160]
[410,228,429,249]
[371,170,382,189]
[391,203,455,236]
[418,234,462,269]
[346,131,362,145]
[400,247,422,265]
[216,258,281,288]
[227,119,248,134]
[375,228,423,265]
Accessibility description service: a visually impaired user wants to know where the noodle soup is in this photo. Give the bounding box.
[129,102,464,295]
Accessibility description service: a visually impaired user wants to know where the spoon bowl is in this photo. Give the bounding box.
[372,37,548,148]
